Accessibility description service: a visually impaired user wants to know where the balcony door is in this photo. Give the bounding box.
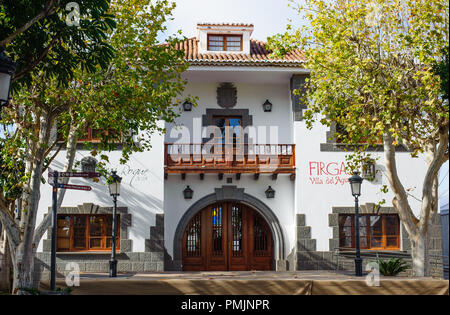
[213,116,243,165]
[182,202,273,271]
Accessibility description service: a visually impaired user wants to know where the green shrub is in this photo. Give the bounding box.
[378,258,409,276]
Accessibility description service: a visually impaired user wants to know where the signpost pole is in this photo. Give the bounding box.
[50,170,58,291]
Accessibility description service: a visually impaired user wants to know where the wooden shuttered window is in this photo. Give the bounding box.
[338,214,400,250]
[57,214,120,252]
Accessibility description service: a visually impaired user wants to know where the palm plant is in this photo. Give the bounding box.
[378,258,410,276]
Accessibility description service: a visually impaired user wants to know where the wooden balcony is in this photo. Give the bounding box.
[164,143,295,179]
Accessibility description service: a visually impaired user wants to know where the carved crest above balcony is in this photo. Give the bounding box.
[217,82,237,108]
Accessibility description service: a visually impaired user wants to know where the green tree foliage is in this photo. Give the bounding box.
[268,0,449,276]
[0,0,192,293]
[0,0,116,86]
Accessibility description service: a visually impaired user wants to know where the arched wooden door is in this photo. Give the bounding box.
[182,202,273,271]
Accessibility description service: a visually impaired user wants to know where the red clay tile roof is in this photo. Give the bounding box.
[197,23,254,28]
[175,37,305,67]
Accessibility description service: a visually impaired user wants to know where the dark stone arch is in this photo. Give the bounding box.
[173,185,287,271]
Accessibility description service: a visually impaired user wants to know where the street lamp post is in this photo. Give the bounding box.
[108,171,122,278]
[349,171,364,277]
[0,48,17,110]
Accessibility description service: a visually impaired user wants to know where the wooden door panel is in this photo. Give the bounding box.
[206,204,227,270]
[248,209,273,270]
[182,202,273,271]
[228,203,247,271]
[182,211,206,270]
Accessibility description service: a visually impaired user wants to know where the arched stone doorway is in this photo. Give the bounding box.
[173,186,286,271]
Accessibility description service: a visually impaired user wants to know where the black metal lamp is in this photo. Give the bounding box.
[265,186,275,198]
[0,49,17,108]
[182,100,193,111]
[349,171,363,197]
[108,171,122,277]
[183,185,193,199]
[262,99,272,112]
[348,171,363,276]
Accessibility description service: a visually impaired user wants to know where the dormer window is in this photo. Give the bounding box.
[197,23,253,54]
[207,35,242,52]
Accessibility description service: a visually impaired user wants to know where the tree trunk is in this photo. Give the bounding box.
[12,112,52,294]
[0,231,12,292]
[410,233,427,277]
[12,246,35,294]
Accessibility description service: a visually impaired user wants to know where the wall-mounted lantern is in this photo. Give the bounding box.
[182,100,193,111]
[0,49,17,109]
[361,159,376,181]
[262,99,272,112]
[265,186,275,198]
[183,185,193,199]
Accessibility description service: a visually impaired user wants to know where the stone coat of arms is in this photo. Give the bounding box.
[217,83,237,108]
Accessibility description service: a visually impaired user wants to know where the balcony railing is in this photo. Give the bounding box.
[164,143,295,175]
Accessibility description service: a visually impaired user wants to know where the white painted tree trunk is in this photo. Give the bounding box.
[411,234,426,277]
[10,113,51,294]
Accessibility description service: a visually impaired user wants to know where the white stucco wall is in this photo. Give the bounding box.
[294,120,428,251]
[36,129,165,253]
[165,81,294,144]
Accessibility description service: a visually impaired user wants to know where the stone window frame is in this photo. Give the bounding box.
[328,203,410,253]
[43,203,132,253]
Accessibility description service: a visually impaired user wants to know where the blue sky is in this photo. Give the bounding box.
[159,0,303,42]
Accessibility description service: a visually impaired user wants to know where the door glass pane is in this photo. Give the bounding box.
[89,216,104,249]
[229,118,242,145]
[212,205,223,255]
[90,238,102,248]
[89,216,103,237]
[231,205,243,256]
[339,215,353,247]
[57,216,71,238]
[371,236,383,248]
[73,216,86,249]
[358,216,368,248]
[385,215,399,235]
[386,236,399,248]
[254,212,269,255]
[57,215,71,251]
[369,215,382,248]
[209,36,224,51]
[186,212,201,256]
[214,118,226,144]
[226,36,241,51]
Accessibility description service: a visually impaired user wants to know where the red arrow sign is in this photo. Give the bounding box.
[58,184,92,191]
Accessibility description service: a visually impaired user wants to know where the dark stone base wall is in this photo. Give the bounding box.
[34,250,164,287]
[295,206,445,278]
[34,204,165,287]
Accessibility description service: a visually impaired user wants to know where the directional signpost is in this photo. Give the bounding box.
[47,169,100,291]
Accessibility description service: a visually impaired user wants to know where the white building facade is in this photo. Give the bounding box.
[33,23,443,279]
